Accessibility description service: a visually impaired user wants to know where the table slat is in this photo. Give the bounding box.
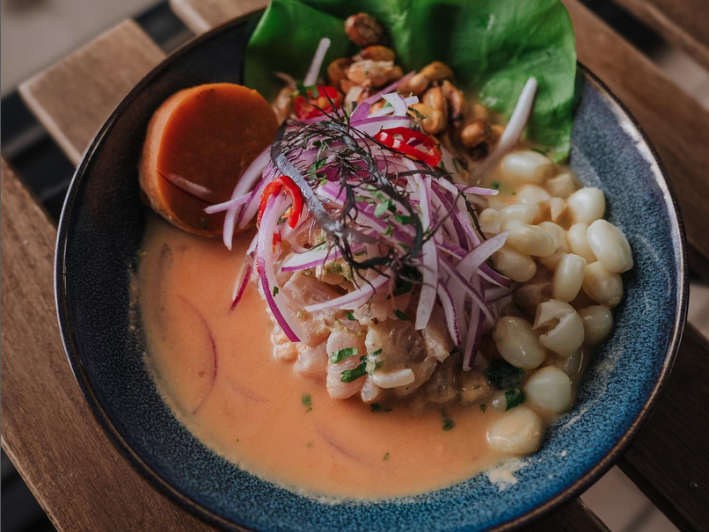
[611,0,709,72]
[18,20,165,165]
[619,324,709,532]
[1,159,215,532]
[170,0,267,34]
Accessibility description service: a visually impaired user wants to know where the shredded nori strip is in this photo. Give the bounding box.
[270,102,485,285]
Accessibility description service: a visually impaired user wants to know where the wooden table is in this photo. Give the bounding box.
[2,1,708,530]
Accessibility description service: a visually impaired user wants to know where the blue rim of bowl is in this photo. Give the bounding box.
[54,12,689,532]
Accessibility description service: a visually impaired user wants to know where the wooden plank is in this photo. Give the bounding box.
[170,0,267,34]
[0,154,606,529]
[611,0,709,72]
[0,159,215,532]
[619,324,709,532]
[18,20,165,165]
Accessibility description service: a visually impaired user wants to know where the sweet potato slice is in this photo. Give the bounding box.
[140,83,278,235]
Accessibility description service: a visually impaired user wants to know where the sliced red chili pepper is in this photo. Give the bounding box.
[293,86,340,120]
[257,175,304,229]
[374,127,442,167]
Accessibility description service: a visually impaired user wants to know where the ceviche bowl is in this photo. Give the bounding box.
[56,11,687,532]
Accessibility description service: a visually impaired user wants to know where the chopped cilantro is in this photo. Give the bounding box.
[295,80,317,98]
[301,394,313,413]
[441,410,456,431]
[346,311,357,321]
[393,213,414,225]
[504,388,526,410]
[370,349,382,356]
[340,361,367,383]
[371,403,392,413]
[374,199,392,217]
[398,243,410,252]
[272,287,279,296]
[481,404,487,413]
[452,158,461,172]
[485,359,525,390]
[330,347,359,363]
[394,309,411,321]
[383,452,390,461]
[491,182,501,190]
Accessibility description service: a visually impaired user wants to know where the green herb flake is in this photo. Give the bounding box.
[370,349,382,356]
[272,286,279,296]
[307,441,314,448]
[383,452,390,461]
[394,309,411,321]
[346,311,357,321]
[491,182,501,190]
[199,217,207,230]
[504,388,526,410]
[398,243,410,252]
[409,106,427,121]
[374,199,392,218]
[301,394,313,413]
[340,361,367,383]
[371,403,392,413]
[441,410,456,431]
[330,347,359,363]
[384,223,393,236]
[485,358,525,390]
[481,404,487,413]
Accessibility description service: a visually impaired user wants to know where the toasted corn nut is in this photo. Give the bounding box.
[441,80,467,126]
[388,65,404,82]
[346,60,394,87]
[401,72,431,96]
[423,86,448,132]
[411,102,446,135]
[460,120,491,148]
[345,13,384,46]
[355,45,395,62]
[470,102,490,122]
[327,57,353,89]
[420,61,454,81]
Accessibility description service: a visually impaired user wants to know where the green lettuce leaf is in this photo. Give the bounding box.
[245,0,577,160]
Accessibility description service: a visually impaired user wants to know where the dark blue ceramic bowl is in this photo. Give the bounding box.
[56,13,688,532]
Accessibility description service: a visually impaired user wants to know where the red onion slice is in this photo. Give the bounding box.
[472,77,537,182]
[159,171,221,204]
[256,194,304,341]
[304,274,391,312]
[223,147,270,249]
[362,71,415,106]
[303,37,331,86]
[437,282,461,346]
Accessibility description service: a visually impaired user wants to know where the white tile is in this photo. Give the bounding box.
[581,467,651,531]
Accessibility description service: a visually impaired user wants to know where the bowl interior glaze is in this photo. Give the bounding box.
[56,14,687,532]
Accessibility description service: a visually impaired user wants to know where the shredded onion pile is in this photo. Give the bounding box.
[207,39,538,370]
